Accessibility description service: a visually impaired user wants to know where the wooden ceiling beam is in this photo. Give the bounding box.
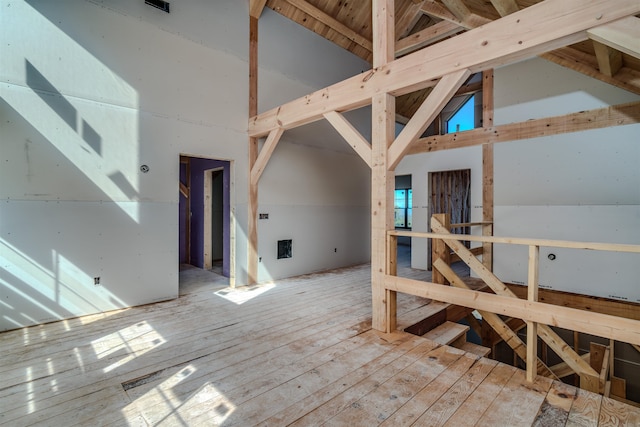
[541,47,640,95]
[420,0,459,23]
[250,0,639,138]
[395,20,462,57]
[489,0,519,17]
[283,0,373,52]
[587,16,640,60]
[421,0,490,28]
[249,0,268,18]
[408,100,640,154]
[440,0,471,22]
[395,0,427,40]
[593,41,623,77]
[420,3,637,97]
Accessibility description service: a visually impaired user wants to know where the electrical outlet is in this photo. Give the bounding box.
[334,248,337,252]
[94,277,101,286]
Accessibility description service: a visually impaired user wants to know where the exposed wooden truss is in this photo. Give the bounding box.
[264,0,640,115]
[249,0,640,329]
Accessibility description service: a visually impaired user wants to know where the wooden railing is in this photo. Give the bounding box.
[386,215,640,392]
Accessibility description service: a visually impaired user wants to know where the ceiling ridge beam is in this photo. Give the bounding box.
[249,0,640,138]
[388,68,471,169]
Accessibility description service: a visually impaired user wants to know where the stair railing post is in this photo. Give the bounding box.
[526,244,540,382]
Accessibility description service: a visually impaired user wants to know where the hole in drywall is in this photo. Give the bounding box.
[277,239,292,259]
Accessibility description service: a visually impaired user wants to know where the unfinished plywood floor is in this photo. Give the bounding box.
[1,262,638,426]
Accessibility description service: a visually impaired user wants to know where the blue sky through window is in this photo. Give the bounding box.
[446,94,475,133]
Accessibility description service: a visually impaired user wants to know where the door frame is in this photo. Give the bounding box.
[203,167,224,270]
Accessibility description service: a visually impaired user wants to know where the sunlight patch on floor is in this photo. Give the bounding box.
[214,283,276,305]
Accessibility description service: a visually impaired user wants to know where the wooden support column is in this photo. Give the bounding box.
[526,245,540,382]
[482,69,494,271]
[371,0,395,333]
[248,15,259,285]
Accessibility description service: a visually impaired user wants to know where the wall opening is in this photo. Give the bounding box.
[179,155,233,282]
[427,168,471,269]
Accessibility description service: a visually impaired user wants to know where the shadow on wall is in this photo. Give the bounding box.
[1,1,177,333]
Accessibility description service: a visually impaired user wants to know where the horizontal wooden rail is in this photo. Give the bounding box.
[450,221,492,228]
[388,223,640,389]
[388,230,640,253]
[385,274,640,346]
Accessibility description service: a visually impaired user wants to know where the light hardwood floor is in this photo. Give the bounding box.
[1,256,638,426]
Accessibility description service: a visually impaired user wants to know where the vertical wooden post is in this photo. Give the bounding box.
[248,15,259,285]
[482,69,494,271]
[431,213,451,285]
[386,234,398,332]
[371,0,395,332]
[526,244,539,382]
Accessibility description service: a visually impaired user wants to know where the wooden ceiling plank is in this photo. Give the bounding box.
[408,100,640,154]
[323,111,372,167]
[588,16,640,60]
[250,0,268,18]
[593,40,623,77]
[249,0,640,138]
[283,0,373,51]
[388,68,471,169]
[489,0,519,17]
[250,127,285,185]
[395,20,462,56]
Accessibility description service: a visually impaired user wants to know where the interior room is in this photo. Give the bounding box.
[1,0,639,425]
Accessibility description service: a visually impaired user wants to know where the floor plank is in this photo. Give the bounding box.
[1,261,638,427]
[476,369,553,427]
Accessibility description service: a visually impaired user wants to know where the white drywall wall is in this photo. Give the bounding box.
[0,0,370,330]
[397,57,640,301]
[257,140,371,280]
[492,58,640,301]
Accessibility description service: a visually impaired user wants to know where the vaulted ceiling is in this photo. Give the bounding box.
[262,0,640,122]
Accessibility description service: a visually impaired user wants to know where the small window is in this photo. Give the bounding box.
[446,94,475,134]
[394,189,412,228]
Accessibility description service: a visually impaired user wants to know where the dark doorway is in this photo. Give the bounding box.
[179,156,232,279]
